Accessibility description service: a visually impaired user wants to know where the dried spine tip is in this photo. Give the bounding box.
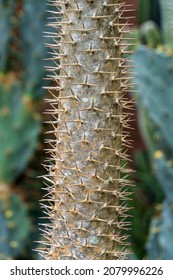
[40,0,134,260]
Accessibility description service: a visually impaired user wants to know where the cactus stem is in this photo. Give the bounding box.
[39,0,134,260]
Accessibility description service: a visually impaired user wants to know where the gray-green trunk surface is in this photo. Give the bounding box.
[40,0,133,260]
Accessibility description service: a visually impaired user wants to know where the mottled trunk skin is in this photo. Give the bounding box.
[39,0,133,260]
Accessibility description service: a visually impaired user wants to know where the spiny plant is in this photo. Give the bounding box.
[38,0,135,260]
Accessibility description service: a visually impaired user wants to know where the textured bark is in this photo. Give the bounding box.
[39,0,134,260]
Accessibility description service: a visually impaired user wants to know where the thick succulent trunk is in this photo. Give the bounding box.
[40,0,133,260]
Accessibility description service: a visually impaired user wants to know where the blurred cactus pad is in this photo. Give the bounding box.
[134,46,173,259]
[0,0,53,259]
[0,73,40,183]
[0,191,31,260]
[0,0,54,98]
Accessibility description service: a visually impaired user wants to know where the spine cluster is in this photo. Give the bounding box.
[39,0,134,260]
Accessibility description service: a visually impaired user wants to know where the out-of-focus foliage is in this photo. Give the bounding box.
[21,0,55,99]
[134,47,173,259]
[137,0,161,27]
[0,74,40,183]
[133,0,173,260]
[0,0,15,71]
[126,151,163,259]
[125,0,162,56]
[0,192,31,260]
[159,0,173,47]
[0,0,52,259]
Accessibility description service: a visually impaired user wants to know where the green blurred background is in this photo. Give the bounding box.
[0,0,54,259]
